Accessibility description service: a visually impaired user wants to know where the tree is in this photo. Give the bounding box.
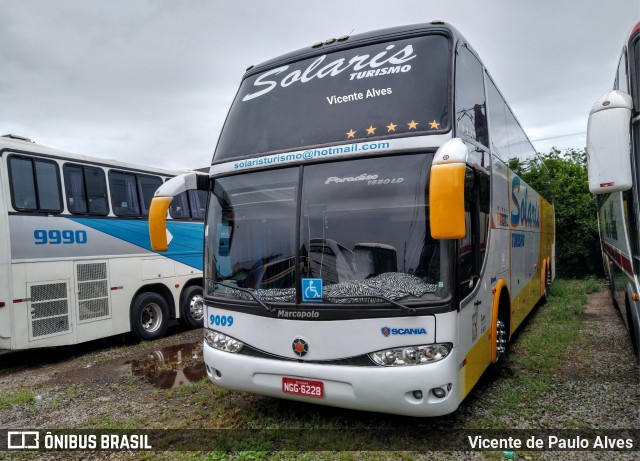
[510,148,601,278]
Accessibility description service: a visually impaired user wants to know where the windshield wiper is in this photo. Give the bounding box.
[323,294,417,313]
[212,281,275,312]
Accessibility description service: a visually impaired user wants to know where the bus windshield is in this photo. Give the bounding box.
[214,34,451,162]
[206,154,451,306]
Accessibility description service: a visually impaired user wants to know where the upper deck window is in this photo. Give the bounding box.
[455,44,488,148]
[214,34,451,162]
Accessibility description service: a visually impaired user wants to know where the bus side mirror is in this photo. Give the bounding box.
[587,90,633,194]
[429,162,466,239]
[149,172,209,251]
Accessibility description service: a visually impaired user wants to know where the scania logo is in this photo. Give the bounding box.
[381,327,427,336]
[292,337,308,357]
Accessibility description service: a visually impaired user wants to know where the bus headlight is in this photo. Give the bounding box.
[205,329,244,353]
[369,343,452,366]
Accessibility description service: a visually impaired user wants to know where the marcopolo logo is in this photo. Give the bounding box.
[381,326,427,337]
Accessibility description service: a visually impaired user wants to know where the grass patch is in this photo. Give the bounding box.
[510,278,587,373]
[0,389,34,409]
[468,278,594,427]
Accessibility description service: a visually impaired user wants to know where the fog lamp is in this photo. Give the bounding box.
[432,387,447,399]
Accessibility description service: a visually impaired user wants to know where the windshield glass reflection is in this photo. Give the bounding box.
[205,154,450,306]
[300,154,449,303]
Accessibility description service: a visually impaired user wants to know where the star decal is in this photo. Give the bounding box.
[429,120,440,129]
[346,129,356,139]
[366,125,376,135]
[407,120,419,130]
[386,122,397,132]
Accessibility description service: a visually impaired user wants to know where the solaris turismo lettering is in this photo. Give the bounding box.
[243,44,416,101]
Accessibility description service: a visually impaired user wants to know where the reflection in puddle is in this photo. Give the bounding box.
[128,341,206,389]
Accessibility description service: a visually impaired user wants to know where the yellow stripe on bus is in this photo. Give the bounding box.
[460,329,492,399]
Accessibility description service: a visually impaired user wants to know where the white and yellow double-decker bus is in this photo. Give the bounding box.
[151,21,555,416]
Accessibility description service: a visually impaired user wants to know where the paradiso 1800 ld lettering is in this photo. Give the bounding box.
[242,44,417,101]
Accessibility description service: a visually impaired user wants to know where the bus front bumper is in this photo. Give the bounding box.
[203,341,460,417]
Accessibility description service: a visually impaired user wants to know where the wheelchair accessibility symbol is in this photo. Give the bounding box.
[302,278,323,303]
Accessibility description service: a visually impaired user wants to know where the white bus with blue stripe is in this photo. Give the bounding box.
[0,134,205,350]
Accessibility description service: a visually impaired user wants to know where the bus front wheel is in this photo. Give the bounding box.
[131,292,169,340]
[180,285,204,328]
[490,302,509,376]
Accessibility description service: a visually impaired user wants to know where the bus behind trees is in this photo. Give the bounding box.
[0,135,205,351]
[587,21,640,357]
[150,21,555,416]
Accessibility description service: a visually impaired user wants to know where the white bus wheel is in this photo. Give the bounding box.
[180,285,204,328]
[131,292,170,340]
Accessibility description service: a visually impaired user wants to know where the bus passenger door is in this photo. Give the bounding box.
[457,164,493,393]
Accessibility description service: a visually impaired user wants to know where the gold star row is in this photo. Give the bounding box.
[346,120,441,139]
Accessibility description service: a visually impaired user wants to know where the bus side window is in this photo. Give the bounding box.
[169,190,207,220]
[64,164,109,215]
[455,44,489,149]
[458,167,489,299]
[478,170,490,267]
[170,191,191,219]
[8,155,62,212]
[189,190,207,220]
[109,171,141,216]
[458,167,477,299]
[615,50,628,94]
[138,175,163,216]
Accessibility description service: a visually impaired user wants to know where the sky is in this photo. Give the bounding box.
[1,0,638,170]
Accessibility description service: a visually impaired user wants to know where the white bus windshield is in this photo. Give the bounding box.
[214,34,451,162]
[206,154,451,306]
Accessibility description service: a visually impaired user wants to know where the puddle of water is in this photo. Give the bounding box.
[127,341,206,389]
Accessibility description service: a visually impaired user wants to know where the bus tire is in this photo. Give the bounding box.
[542,265,551,303]
[180,285,204,328]
[490,298,509,376]
[625,295,640,358]
[131,292,169,341]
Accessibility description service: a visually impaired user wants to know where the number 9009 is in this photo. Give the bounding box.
[209,314,234,327]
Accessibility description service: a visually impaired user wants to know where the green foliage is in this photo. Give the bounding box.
[510,148,601,278]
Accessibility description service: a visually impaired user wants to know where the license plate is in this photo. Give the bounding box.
[282,377,324,398]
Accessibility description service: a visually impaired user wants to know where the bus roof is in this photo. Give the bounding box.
[244,21,464,78]
[0,134,197,176]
